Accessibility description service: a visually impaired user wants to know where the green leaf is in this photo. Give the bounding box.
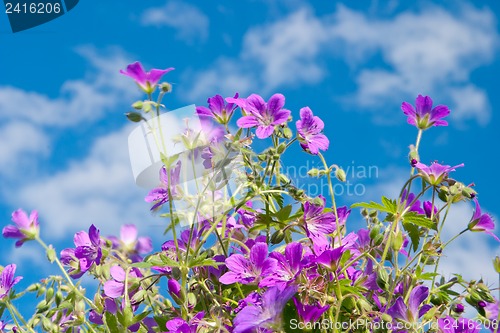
[188,258,219,269]
[403,212,434,229]
[402,221,420,252]
[351,197,397,214]
[274,205,292,222]
[104,312,122,333]
[130,261,154,269]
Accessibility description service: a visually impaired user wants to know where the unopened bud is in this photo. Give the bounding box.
[270,229,286,244]
[283,128,293,139]
[126,112,145,123]
[307,168,321,177]
[462,187,477,199]
[335,168,346,182]
[276,143,286,154]
[493,256,500,274]
[391,230,404,251]
[454,304,465,313]
[369,225,381,240]
[132,101,143,110]
[160,82,172,93]
[381,313,392,323]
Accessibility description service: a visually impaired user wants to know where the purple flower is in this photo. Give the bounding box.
[423,201,438,219]
[108,224,152,262]
[104,266,142,298]
[145,161,182,210]
[468,198,499,241]
[3,209,40,247]
[165,311,204,333]
[293,298,329,323]
[402,95,450,130]
[60,224,102,279]
[315,245,346,271]
[196,93,239,125]
[387,285,431,323]
[414,161,464,186]
[219,243,278,285]
[484,300,499,332]
[260,242,304,290]
[303,196,337,243]
[0,264,22,300]
[438,316,481,333]
[120,61,174,94]
[233,94,290,139]
[401,190,424,215]
[233,286,297,333]
[296,106,329,155]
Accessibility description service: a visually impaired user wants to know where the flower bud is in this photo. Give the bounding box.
[270,229,286,244]
[160,82,172,93]
[131,101,143,110]
[454,304,465,313]
[283,128,293,139]
[408,145,419,166]
[373,234,384,246]
[493,256,500,274]
[307,168,321,177]
[276,143,287,154]
[279,174,290,184]
[462,186,477,199]
[126,112,145,123]
[381,313,392,323]
[335,168,346,182]
[391,230,404,251]
[369,225,381,240]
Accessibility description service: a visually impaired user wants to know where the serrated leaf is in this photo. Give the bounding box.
[381,196,397,213]
[189,258,219,269]
[130,261,154,269]
[403,212,434,229]
[104,312,122,333]
[274,205,292,222]
[351,201,390,213]
[402,222,420,252]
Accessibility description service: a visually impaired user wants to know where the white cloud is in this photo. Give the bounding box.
[182,8,329,101]
[329,3,497,125]
[0,46,139,127]
[11,125,157,240]
[183,4,497,126]
[0,47,141,180]
[141,1,209,43]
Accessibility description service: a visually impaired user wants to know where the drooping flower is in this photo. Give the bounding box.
[120,61,174,94]
[260,242,304,290]
[402,95,450,130]
[196,93,239,125]
[303,196,337,243]
[219,243,278,285]
[164,311,205,333]
[233,286,297,333]
[0,264,22,300]
[438,316,481,333]
[423,201,438,219]
[108,224,152,262]
[414,161,464,186]
[401,190,424,215]
[2,209,40,247]
[145,161,182,210]
[296,106,329,155]
[103,266,143,299]
[233,94,291,139]
[293,298,329,324]
[387,285,431,323]
[468,198,499,242]
[60,224,102,279]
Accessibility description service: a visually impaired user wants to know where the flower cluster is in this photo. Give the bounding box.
[0,62,498,333]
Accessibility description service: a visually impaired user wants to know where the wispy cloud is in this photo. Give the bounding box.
[141,1,209,43]
[331,3,497,125]
[182,3,498,126]
[0,47,140,179]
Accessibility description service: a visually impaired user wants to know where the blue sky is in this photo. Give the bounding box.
[0,0,499,317]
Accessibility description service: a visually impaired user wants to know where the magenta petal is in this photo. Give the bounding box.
[219,271,242,285]
[2,225,23,239]
[104,280,125,298]
[224,254,249,274]
[387,297,408,321]
[271,109,291,126]
[196,106,213,117]
[267,93,285,113]
[11,209,30,229]
[408,286,428,316]
[250,243,268,268]
[401,102,416,117]
[255,125,275,139]
[147,68,174,85]
[237,116,259,128]
[136,237,153,253]
[73,231,91,247]
[120,62,147,85]
[415,95,433,115]
[245,94,266,114]
[110,266,126,282]
[88,225,100,246]
[120,224,137,244]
